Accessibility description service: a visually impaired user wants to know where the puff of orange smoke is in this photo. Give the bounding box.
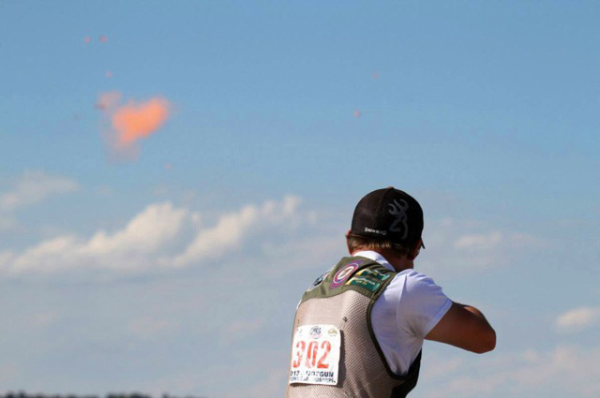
[96,91,171,151]
[112,97,170,147]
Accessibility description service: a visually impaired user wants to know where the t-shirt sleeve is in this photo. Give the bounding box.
[397,271,452,339]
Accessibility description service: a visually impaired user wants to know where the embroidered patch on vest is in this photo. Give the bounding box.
[307,271,329,291]
[355,268,391,282]
[329,261,362,289]
[346,276,382,292]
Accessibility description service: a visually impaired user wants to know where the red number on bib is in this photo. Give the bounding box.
[305,341,318,368]
[317,341,331,369]
[292,341,306,368]
[294,337,334,370]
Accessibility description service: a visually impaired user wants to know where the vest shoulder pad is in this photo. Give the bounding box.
[300,256,396,304]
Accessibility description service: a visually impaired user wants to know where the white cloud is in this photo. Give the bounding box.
[221,318,265,344]
[453,231,546,252]
[419,218,546,273]
[95,185,114,196]
[0,196,310,276]
[422,356,464,379]
[0,202,187,274]
[421,345,600,398]
[0,171,78,211]
[81,202,189,258]
[511,345,600,396]
[454,232,502,250]
[259,234,342,276]
[556,306,600,331]
[129,316,178,340]
[170,195,303,267]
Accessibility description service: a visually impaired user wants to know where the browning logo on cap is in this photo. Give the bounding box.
[388,199,409,238]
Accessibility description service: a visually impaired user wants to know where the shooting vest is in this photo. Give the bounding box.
[285,256,421,398]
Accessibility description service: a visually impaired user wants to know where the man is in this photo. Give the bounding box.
[285,187,496,397]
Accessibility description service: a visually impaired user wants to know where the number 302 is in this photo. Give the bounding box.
[292,340,331,369]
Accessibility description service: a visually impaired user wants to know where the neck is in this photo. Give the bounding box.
[353,249,414,272]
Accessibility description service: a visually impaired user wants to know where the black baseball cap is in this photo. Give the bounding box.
[350,187,425,249]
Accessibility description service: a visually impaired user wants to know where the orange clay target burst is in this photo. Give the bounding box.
[112,98,170,147]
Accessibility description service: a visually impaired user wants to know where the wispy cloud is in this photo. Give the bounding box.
[454,232,502,250]
[171,196,302,267]
[221,318,265,344]
[421,345,600,398]
[419,218,547,273]
[82,202,189,260]
[0,196,309,276]
[0,171,78,212]
[0,202,188,274]
[556,306,600,331]
[129,316,178,340]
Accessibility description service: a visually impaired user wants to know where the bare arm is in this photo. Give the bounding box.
[425,302,496,354]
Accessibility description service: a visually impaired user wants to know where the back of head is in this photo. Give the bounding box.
[348,187,424,256]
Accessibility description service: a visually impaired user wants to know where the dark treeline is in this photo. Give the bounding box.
[1,393,207,398]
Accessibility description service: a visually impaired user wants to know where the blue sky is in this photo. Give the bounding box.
[1,1,599,397]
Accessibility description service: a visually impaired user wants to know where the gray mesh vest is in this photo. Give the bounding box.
[285,256,421,398]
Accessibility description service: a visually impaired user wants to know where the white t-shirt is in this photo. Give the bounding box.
[354,251,452,376]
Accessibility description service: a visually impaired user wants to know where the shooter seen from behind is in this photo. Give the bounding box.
[285,187,496,397]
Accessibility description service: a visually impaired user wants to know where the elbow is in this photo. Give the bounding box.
[474,329,496,354]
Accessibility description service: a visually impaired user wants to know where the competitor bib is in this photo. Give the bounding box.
[289,324,341,386]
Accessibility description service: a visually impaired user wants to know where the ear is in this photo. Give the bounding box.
[408,239,422,260]
[345,230,352,255]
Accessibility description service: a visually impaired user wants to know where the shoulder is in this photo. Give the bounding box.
[402,270,445,295]
[381,269,452,337]
[377,269,446,312]
[385,269,444,298]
